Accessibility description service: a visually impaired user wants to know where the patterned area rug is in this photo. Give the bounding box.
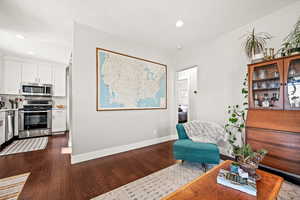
[0,173,30,200]
[92,162,300,200]
[0,137,48,156]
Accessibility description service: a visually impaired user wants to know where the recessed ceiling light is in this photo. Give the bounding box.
[16,34,25,39]
[28,51,35,55]
[177,44,183,50]
[176,20,184,28]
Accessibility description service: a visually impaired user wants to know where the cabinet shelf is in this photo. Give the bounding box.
[253,88,280,92]
[252,77,279,82]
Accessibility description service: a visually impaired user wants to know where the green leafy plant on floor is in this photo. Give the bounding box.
[225,73,248,156]
[224,73,268,169]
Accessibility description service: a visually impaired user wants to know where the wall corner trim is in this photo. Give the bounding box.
[71,134,178,164]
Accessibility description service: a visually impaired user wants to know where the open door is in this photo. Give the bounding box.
[176,66,198,123]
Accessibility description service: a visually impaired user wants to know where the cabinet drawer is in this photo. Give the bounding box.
[247,127,300,175]
[247,128,300,149]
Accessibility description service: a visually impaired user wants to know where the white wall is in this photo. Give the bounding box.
[0,51,3,93]
[71,23,174,160]
[174,2,300,125]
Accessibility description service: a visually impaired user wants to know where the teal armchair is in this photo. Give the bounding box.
[173,124,220,164]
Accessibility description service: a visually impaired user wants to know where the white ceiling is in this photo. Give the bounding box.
[0,0,298,63]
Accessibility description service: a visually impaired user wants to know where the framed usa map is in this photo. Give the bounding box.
[96,48,167,111]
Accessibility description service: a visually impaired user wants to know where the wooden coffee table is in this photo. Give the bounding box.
[162,160,283,200]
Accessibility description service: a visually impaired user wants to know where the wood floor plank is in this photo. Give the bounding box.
[0,133,176,200]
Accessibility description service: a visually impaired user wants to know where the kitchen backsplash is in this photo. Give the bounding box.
[0,95,66,109]
[0,94,23,109]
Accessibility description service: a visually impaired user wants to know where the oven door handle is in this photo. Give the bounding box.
[19,110,51,113]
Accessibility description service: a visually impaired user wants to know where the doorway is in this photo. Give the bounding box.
[176,66,198,123]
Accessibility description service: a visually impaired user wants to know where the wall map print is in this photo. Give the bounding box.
[96,48,167,111]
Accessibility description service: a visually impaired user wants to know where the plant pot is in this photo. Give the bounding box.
[288,47,300,55]
[251,53,264,63]
[239,163,257,177]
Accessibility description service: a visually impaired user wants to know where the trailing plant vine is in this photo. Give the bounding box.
[225,73,248,155]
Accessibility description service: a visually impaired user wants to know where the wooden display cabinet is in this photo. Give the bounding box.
[246,54,300,176]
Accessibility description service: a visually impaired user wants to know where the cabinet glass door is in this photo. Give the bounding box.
[285,56,300,110]
[250,61,283,109]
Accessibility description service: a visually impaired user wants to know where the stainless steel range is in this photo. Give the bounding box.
[18,97,52,138]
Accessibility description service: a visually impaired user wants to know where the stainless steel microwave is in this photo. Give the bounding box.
[21,83,52,96]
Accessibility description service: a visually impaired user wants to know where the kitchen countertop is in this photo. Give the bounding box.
[0,109,18,112]
[52,108,66,110]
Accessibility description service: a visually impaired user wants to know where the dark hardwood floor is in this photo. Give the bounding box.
[0,133,177,200]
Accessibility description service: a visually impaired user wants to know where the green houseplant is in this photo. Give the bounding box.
[281,16,300,56]
[242,28,272,61]
[225,73,267,178]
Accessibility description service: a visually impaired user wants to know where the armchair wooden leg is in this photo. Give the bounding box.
[202,163,208,172]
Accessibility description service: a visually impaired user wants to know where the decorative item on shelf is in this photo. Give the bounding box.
[291,96,300,108]
[270,93,278,107]
[253,82,258,90]
[289,68,297,77]
[252,71,257,80]
[280,16,300,56]
[274,71,279,78]
[260,82,267,89]
[262,93,270,108]
[269,48,275,59]
[254,94,259,107]
[263,48,268,60]
[242,28,272,63]
[263,48,275,60]
[269,81,276,89]
[258,69,267,79]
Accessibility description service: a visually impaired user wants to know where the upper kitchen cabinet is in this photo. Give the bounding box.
[0,56,3,94]
[22,63,38,83]
[3,60,22,95]
[22,63,52,84]
[52,66,66,97]
[38,63,52,84]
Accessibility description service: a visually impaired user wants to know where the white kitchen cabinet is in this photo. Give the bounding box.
[0,112,5,146]
[0,56,3,94]
[22,63,52,84]
[1,56,64,95]
[52,66,66,96]
[3,60,22,94]
[22,63,38,83]
[52,109,66,133]
[38,64,52,84]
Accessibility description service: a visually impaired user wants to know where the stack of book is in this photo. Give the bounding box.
[217,169,257,196]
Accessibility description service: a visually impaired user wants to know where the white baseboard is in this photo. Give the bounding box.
[71,134,177,164]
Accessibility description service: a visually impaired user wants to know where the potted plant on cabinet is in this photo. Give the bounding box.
[281,16,300,56]
[225,74,268,179]
[242,28,272,63]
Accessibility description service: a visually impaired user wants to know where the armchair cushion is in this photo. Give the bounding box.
[173,139,220,164]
